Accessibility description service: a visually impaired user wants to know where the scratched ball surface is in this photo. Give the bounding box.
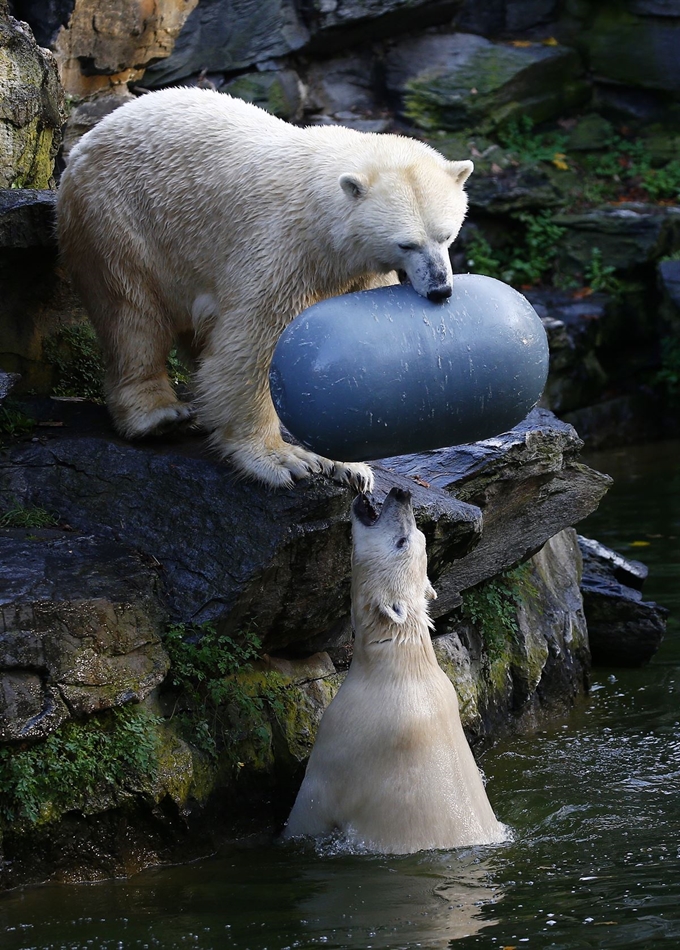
[269,275,549,462]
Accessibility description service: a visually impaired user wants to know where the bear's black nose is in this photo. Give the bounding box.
[427,285,452,302]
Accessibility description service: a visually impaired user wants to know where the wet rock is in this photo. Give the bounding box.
[526,288,609,414]
[380,407,612,614]
[0,368,19,402]
[579,534,667,667]
[562,392,665,451]
[658,258,680,332]
[455,0,558,35]
[385,32,587,132]
[0,10,65,187]
[435,528,589,743]
[0,529,169,740]
[555,204,680,277]
[0,399,482,653]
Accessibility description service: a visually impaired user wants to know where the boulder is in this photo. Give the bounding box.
[658,258,680,332]
[579,534,667,666]
[555,204,680,276]
[0,187,57,247]
[0,530,169,741]
[52,0,200,97]
[140,0,309,88]
[221,69,305,122]
[0,10,65,188]
[385,32,587,132]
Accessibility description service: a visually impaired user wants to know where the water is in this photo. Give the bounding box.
[2,441,678,950]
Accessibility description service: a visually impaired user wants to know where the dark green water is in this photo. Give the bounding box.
[2,441,679,950]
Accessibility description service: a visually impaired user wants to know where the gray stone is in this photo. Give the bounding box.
[141,0,309,87]
[385,32,587,132]
[658,258,680,331]
[0,188,57,248]
[562,393,665,451]
[630,1,680,13]
[0,369,19,402]
[585,11,680,94]
[555,204,680,275]
[0,530,170,739]
[579,534,667,667]
[305,52,379,116]
[61,89,133,162]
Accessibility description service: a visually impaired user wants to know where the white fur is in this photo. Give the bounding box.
[284,489,505,853]
[57,88,473,490]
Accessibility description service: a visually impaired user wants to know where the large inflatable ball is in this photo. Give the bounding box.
[270,275,549,462]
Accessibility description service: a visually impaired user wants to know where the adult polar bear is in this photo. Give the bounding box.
[57,89,473,491]
[284,488,505,853]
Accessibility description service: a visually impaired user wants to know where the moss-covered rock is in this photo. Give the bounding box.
[222,70,304,121]
[0,12,65,188]
[385,33,588,133]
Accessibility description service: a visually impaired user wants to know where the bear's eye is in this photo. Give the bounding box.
[396,536,408,549]
[398,242,418,252]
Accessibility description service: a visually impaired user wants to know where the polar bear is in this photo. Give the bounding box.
[284,487,506,853]
[57,88,473,491]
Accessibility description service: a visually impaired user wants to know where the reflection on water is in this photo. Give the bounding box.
[1,441,678,950]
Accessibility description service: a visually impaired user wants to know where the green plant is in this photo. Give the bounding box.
[655,335,680,409]
[0,502,57,529]
[0,706,159,827]
[0,402,35,439]
[641,160,680,201]
[460,563,538,659]
[465,213,565,288]
[584,247,623,295]
[163,623,284,765]
[43,323,104,400]
[167,347,192,387]
[496,116,569,166]
[465,231,504,279]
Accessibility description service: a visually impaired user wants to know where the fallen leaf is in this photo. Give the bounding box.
[511,40,532,47]
[630,540,651,547]
[543,36,559,45]
[411,475,431,488]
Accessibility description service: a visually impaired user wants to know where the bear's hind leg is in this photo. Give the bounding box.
[101,303,196,440]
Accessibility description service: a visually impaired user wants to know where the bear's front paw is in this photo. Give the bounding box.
[331,461,374,494]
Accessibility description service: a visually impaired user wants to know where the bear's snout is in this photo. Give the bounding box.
[427,284,453,302]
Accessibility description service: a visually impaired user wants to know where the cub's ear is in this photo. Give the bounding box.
[425,579,437,600]
[378,600,408,624]
[340,173,369,199]
[447,160,474,185]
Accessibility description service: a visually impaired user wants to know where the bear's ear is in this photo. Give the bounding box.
[340,173,369,200]
[425,579,437,600]
[377,600,408,624]
[447,160,474,185]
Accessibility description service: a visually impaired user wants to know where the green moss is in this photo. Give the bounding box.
[465,212,566,288]
[460,563,538,660]
[0,706,159,829]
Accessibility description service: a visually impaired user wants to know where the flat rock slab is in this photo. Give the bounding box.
[0,189,57,248]
[380,407,612,613]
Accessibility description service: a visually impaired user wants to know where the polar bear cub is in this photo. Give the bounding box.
[284,487,505,853]
[56,88,473,492]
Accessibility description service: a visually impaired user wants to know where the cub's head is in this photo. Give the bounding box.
[338,150,473,302]
[351,487,436,632]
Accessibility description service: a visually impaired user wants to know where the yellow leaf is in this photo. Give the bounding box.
[543,36,559,46]
[630,540,651,547]
[511,40,533,47]
[552,156,569,171]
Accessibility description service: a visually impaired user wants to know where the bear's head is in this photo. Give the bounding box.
[338,154,473,302]
[350,487,437,637]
